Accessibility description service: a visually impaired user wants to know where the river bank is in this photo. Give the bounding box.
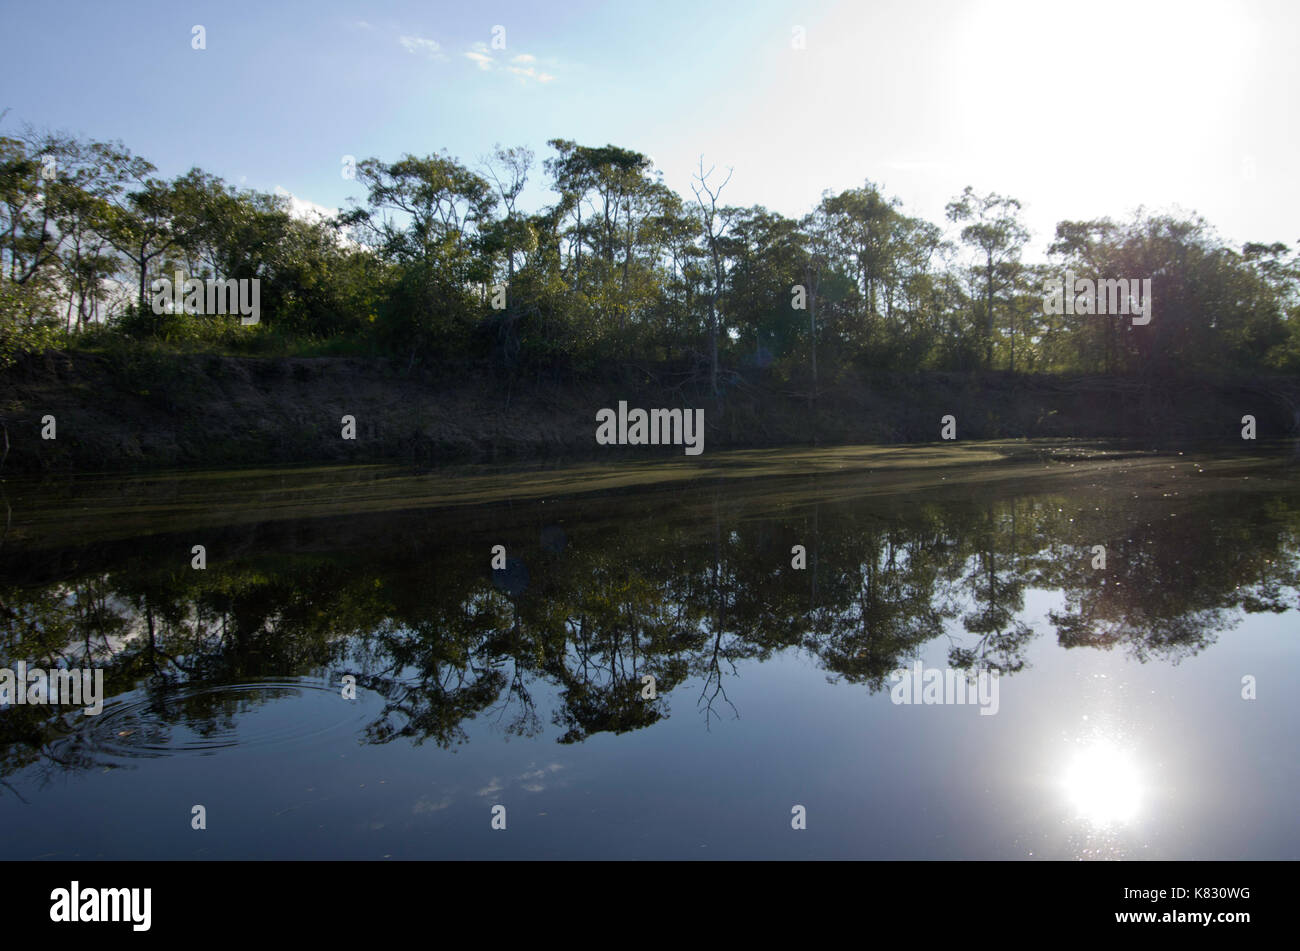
[2,348,1297,473]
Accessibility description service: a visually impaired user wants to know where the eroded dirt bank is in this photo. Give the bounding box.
[2,349,1298,473]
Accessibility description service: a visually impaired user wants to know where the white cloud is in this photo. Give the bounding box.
[474,763,564,797]
[272,187,363,251]
[399,34,444,60]
[465,44,557,83]
[273,186,336,224]
[413,795,452,814]
[476,777,504,797]
[465,41,493,71]
[519,763,563,792]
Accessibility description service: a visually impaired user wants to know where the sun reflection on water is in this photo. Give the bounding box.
[1062,738,1144,828]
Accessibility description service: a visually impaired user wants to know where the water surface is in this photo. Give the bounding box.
[1,442,1297,859]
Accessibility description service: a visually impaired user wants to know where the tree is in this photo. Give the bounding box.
[821,181,902,340]
[480,144,535,285]
[946,186,1029,370]
[103,175,194,320]
[798,206,836,391]
[342,152,497,359]
[691,156,735,394]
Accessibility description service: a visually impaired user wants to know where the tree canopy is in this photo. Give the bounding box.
[4,127,1298,382]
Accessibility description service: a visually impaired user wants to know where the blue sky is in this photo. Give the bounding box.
[2,0,1297,253]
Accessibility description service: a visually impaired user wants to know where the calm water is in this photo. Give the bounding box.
[2,443,1298,859]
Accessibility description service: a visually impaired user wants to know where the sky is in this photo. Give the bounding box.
[2,0,1296,255]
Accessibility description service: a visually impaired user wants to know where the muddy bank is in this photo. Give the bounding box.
[1,349,1298,473]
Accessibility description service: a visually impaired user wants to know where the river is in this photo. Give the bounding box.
[1,441,1297,859]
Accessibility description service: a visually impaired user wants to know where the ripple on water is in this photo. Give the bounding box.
[57,679,370,760]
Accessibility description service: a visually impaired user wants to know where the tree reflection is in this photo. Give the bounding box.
[3,477,1300,781]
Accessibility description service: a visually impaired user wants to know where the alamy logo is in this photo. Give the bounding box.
[151,270,260,324]
[889,661,1000,716]
[1042,270,1151,325]
[0,662,104,715]
[50,882,151,931]
[595,401,704,455]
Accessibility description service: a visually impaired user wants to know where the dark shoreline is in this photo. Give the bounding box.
[2,348,1298,474]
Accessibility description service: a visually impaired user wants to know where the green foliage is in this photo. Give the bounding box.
[1,125,1297,382]
[0,279,62,366]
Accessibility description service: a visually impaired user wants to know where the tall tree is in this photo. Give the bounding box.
[945,186,1029,370]
[691,156,735,394]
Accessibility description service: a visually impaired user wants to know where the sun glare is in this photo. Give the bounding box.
[1062,738,1143,827]
[942,0,1254,210]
